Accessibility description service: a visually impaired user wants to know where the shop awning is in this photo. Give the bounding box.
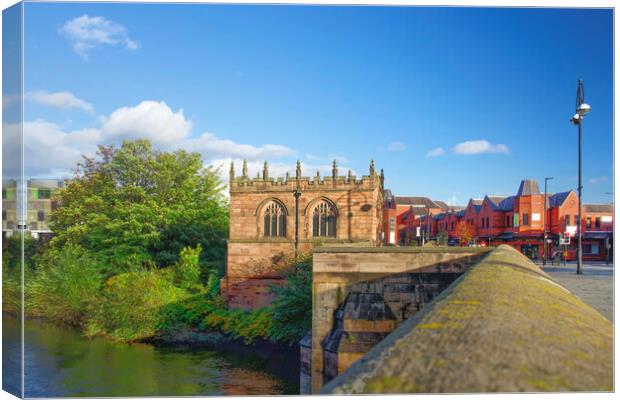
[584,231,612,240]
[495,232,514,240]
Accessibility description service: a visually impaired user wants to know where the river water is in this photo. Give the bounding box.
[3,316,299,397]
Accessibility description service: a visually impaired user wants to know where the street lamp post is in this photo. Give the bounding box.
[293,189,302,258]
[542,177,553,266]
[571,79,591,275]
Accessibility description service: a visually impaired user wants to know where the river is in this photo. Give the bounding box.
[3,315,299,397]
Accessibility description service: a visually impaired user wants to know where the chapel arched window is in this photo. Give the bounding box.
[263,201,286,237]
[312,201,337,237]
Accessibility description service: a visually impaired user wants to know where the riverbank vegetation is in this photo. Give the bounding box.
[2,139,311,346]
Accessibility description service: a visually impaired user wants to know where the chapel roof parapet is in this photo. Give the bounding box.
[229,159,381,193]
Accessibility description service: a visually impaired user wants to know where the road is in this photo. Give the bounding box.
[540,261,614,321]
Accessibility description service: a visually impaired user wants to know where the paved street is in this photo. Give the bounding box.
[540,261,614,321]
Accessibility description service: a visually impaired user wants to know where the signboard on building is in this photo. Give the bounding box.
[602,216,613,223]
[532,213,541,222]
[565,226,577,236]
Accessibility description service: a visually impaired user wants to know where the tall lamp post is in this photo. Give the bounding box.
[571,79,591,275]
[542,177,553,266]
[293,189,302,258]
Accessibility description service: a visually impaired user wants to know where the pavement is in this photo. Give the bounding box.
[540,261,614,321]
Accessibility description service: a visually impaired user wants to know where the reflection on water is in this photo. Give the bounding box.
[4,316,297,397]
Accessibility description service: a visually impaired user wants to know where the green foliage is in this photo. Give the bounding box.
[49,139,229,275]
[267,254,312,344]
[173,245,203,291]
[27,245,102,327]
[206,269,221,298]
[87,269,187,342]
[203,305,274,345]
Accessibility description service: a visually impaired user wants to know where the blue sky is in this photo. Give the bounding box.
[17,3,613,204]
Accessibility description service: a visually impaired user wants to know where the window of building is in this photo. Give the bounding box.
[523,213,529,226]
[313,201,337,237]
[565,215,570,226]
[513,213,520,227]
[487,217,490,227]
[595,217,601,228]
[583,243,599,254]
[38,188,52,199]
[263,201,286,237]
[2,210,6,221]
[574,215,579,226]
[506,215,511,227]
[389,217,395,232]
[586,217,592,228]
[37,211,45,222]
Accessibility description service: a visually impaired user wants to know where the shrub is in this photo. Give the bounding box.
[173,245,202,291]
[267,254,312,344]
[27,245,102,326]
[87,269,187,341]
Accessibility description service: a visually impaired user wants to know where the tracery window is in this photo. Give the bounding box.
[263,201,286,237]
[312,201,337,237]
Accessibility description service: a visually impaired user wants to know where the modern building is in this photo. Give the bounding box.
[398,179,613,261]
[2,178,64,239]
[223,160,384,309]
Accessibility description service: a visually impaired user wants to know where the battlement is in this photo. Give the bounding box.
[229,159,384,194]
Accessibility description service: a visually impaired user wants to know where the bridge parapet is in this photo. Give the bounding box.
[320,245,613,394]
[308,246,491,392]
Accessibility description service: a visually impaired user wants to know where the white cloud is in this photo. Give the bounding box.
[387,141,406,152]
[59,15,139,59]
[185,132,295,161]
[452,140,510,155]
[6,120,101,178]
[589,176,608,184]
[426,147,445,157]
[101,101,192,148]
[26,90,94,113]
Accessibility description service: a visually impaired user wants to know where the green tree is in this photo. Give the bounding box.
[267,254,312,344]
[49,139,229,276]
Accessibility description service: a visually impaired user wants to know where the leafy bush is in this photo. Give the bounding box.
[87,269,187,341]
[267,254,312,344]
[27,245,102,327]
[203,305,273,344]
[173,245,202,291]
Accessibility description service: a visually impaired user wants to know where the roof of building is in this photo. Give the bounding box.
[485,196,508,211]
[516,179,541,196]
[498,196,516,211]
[455,210,466,217]
[584,204,613,213]
[394,196,441,209]
[433,213,447,220]
[548,191,572,208]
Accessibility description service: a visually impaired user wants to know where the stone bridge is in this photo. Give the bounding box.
[303,245,613,394]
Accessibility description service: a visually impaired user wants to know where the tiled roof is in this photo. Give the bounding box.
[584,204,613,213]
[548,192,571,208]
[516,179,541,196]
[395,196,440,208]
[498,196,516,211]
[485,196,508,211]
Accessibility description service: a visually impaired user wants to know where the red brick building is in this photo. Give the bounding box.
[382,191,449,245]
[396,179,613,261]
